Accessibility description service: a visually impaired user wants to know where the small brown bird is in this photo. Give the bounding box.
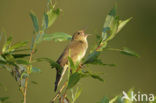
[54,30,88,91]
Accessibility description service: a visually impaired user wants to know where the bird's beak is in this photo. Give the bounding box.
[85,34,92,37]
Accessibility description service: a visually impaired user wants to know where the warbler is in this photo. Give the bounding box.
[54,30,88,91]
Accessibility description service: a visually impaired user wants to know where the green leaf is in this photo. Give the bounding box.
[42,12,49,30]
[0,55,6,62]
[0,97,9,102]
[102,6,117,41]
[8,41,28,52]
[67,72,82,89]
[120,47,139,57]
[83,51,101,64]
[2,37,12,53]
[30,11,39,32]
[31,67,41,73]
[12,54,30,58]
[109,96,118,103]
[85,58,115,67]
[98,97,109,103]
[68,56,77,73]
[106,16,119,41]
[41,32,72,42]
[16,59,29,65]
[46,8,61,28]
[90,73,104,82]
[35,58,62,71]
[71,87,82,103]
[82,70,104,82]
[117,17,132,33]
[31,81,38,85]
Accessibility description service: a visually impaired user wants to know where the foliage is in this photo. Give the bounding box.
[0,1,139,103]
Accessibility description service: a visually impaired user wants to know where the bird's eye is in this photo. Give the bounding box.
[77,32,81,35]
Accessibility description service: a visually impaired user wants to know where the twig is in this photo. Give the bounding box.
[51,81,67,103]
[23,48,35,103]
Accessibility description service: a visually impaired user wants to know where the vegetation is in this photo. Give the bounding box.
[1,0,152,103]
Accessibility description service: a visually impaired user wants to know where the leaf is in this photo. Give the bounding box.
[109,96,118,103]
[31,67,41,73]
[85,58,116,67]
[16,59,29,65]
[90,73,104,82]
[98,97,109,103]
[42,12,49,30]
[41,32,72,42]
[0,97,9,102]
[120,47,139,57]
[12,54,30,58]
[68,56,76,73]
[30,11,39,32]
[71,87,82,103]
[2,37,12,53]
[83,51,101,64]
[0,55,6,62]
[117,17,132,33]
[35,58,62,71]
[106,16,119,41]
[31,81,38,84]
[46,8,61,28]
[67,72,82,89]
[102,6,117,41]
[82,70,104,82]
[8,41,28,52]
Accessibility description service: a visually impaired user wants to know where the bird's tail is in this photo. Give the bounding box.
[54,65,68,91]
[54,70,61,92]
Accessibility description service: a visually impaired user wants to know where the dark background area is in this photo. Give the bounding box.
[0,0,156,103]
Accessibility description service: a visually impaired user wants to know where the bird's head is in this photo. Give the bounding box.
[72,30,88,41]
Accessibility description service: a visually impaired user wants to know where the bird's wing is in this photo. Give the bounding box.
[57,41,86,66]
[54,41,87,91]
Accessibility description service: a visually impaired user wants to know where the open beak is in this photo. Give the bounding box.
[85,34,92,37]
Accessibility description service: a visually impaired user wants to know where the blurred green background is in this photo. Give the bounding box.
[0,0,156,103]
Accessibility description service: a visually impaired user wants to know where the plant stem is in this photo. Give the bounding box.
[23,42,36,103]
[51,81,67,103]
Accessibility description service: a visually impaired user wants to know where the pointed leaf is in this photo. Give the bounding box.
[83,51,101,64]
[117,17,132,33]
[47,8,61,28]
[35,58,62,71]
[90,73,104,82]
[99,97,109,103]
[102,6,117,41]
[30,11,39,32]
[8,41,28,52]
[42,12,49,30]
[31,81,38,84]
[67,72,82,89]
[31,67,41,73]
[12,54,30,58]
[2,37,12,53]
[0,97,9,102]
[0,55,6,62]
[121,47,139,57]
[42,32,72,42]
[16,59,29,65]
[68,56,76,73]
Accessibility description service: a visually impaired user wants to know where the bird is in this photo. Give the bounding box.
[54,30,89,91]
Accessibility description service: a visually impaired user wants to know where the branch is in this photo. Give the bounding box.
[51,81,67,103]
